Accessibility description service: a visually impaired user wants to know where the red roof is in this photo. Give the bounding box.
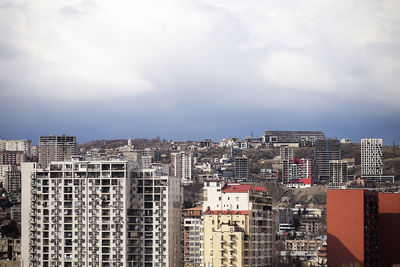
[222,184,252,193]
[254,186,266,192]
[204,210,251,215]
[185,206,202,211]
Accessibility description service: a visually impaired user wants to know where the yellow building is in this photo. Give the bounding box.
[203,183,275,266]
[204,210,250,267]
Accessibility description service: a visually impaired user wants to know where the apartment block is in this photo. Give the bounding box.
[0,139,32,156]
[22,160,182,267]
[314,139,340,181]
[38,135,77,168]
[0,151,26,166]
[0,164,12,179]
[282,159,312,187]
[329,160,348,184]
[5,169,21,192]
[327,189,379,267]
[170,151,193,184]
[128,167,182,267]
[202,181,275,266]
[0,238,21,261]
[10,205,21,222]
[301,215,320,235]
[361,138,383,176]
[183,206,203,267]
[233,157,249,180]
[285,239,322,255]
[22,160,132,266]
[275,207,294,233]
[280,146,293,164]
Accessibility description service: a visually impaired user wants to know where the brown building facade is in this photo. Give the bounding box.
[378,193,400,267]
[0,151,26,166]
[327,189,379,267]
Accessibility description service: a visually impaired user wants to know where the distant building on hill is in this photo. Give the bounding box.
[264,131,324,147]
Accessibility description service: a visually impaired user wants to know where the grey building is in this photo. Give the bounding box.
[234,157,249,180]
[264,131,324,146]
[314,139,341,181]
[329,160,348,184]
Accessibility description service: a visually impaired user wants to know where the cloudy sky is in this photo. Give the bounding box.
[1,0,399,144]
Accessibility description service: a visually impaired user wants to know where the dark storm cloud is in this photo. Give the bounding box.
[0,0,399,143]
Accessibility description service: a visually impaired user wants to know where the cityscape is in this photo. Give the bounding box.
[1,0,400,266]
[0,132,399,266]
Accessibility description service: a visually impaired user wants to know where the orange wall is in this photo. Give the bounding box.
[327,190,364,267]
[378,193,400,267]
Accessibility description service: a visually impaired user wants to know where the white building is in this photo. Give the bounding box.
[22,160,133,266]
[22,159,182,267]
[0,164,12,178]
[361,138,383,176]
[202,180,275,266]
[329,160,348,184]
[0,139,32,156]
[5,169,21,192]
[128,167,182,267]
[170,151,193,184]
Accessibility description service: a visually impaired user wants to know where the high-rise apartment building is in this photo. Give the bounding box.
[327,189,379,267]
[183,206,203,267]
[233,157,249,180]
[329,160,348,184]
[0,151,26,166]
[38,135,77,168]
[314,139,340,181]
[361,138,383,176]
[202,181,275,266]
[0,139,32,157]
[139,155,153,169]
[129,167,181,267]
[22,160,132,266]
[170,151,193,184]
[5,169,21,192]
[282,159,312,187]
[0,164,12,179]
[280,146,293,164]
[22,159,182,267]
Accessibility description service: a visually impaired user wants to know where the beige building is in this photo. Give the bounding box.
[0,139,32,157]
[38,135,76,168]
[202,181,275,266]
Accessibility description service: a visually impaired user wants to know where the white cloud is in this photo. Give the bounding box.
[261,51,336,92]
[0,0,399,109]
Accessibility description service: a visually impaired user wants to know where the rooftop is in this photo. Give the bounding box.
[204,210,251,215]
[185,206,202,211]
[222,184,252,193]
